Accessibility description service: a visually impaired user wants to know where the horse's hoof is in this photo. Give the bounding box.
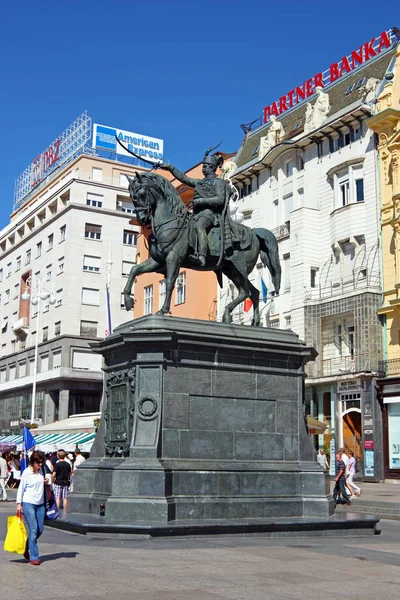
[124,295,134,311]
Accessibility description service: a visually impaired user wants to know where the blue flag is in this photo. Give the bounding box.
[20,425,36,473]
[261,278,268,303]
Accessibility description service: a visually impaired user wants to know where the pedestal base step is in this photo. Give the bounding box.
[46,511,379,538]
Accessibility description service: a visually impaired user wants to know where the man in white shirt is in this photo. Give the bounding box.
[74,449,85,469]
[0,453,8,502]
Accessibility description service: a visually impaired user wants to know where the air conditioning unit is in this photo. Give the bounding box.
[12,317,29,333]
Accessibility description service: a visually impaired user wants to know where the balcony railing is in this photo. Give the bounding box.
[321,353,377,377]
[377,358,400,378]
[271,221,290,240]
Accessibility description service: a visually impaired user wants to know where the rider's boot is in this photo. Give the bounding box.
[195,227,208,267]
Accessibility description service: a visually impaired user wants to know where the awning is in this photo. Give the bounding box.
[307,415,328,435]
[0,432,97,453]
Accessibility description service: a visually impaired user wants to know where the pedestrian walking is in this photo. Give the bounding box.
[332,450,352,506]
[347,450,361,497]
[16,450,48,565]
[52,450,72,512]
[316,447,329,470]
[0,452,8,501]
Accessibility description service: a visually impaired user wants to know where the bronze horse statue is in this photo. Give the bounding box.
[123,171,281,325]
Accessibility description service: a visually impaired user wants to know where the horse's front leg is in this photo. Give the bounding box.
[157,251,181,315]
[124,257,161,311]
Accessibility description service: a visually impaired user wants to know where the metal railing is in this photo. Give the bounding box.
[321,353,377,376]
[377,358,400,378]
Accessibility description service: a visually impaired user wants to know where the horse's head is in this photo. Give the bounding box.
[126,173,153,226]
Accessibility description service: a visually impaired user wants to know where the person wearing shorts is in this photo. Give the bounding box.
[52,450,72,512]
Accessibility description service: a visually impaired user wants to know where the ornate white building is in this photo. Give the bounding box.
[221,32,400,480]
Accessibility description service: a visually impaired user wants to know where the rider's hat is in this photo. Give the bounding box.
[203,142,223,169]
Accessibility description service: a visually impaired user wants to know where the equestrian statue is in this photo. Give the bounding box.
[120,142,281,326]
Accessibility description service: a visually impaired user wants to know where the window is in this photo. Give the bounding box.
[159,279,166,309]
[85,223,102,240]
[285,315,292,328]
[92,167,102,182]
[345,83,355,95]
[120,173,129,188]
[283,253,290,292]
[284,160,294,178]
[347,324,355,358]
[339,179,350,206]
[36,241,42,257]
[144,285,153,315]
[355,178,364,202]
[342,242,355,281]
[16,256,21,271]
[0,368,6,382]
[117,196,135,214]
[46,264,52,281]
[81,287,100,305]
[176,272,186,305]
[283,194,293,223]
[14,283,19,300]
[310,268,319,288]
[48,234,53,250]
[0,268,2,282]
[42,327,48,342]
[83,255,101,273]
[270,319,280,329]
[58,257,64,274]
[54,321,61,337]
[123,230,137,246]
[122,260,134,276]
[297,157,304,172]
[86,192,103,207]
[7,262,11,277]
[19,362,27,378]
[60,225,66,242]
[25,250,31,265]
[9,365,16,381]
[5,289,10,304]
[40,354,49,373]
[53,351,61,369]
[120,292,126,308]
[356,77,366,89]
[72,349,102,370]
[80,320,98,337]
[56,288,63,307]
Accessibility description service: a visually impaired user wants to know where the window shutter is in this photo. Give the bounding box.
[82,288,100,305]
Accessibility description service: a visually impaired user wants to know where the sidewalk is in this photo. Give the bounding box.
[331,480,400,519]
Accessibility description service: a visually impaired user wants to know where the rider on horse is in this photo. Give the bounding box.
[160,146,234,267]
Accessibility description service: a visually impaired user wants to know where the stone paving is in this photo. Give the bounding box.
[2,496,400,600]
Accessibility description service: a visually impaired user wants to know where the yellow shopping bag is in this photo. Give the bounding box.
[3,515,27,554]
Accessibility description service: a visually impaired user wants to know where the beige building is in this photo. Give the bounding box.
[0,151,144,434]
[368,42,400,477]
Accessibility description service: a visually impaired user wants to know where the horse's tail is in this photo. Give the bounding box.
[253,228,281,295]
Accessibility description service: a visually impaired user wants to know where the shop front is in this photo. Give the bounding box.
[376,380,400,479]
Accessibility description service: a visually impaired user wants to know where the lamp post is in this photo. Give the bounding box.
[22,276,56,423]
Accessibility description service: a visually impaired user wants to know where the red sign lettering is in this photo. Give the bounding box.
[262,30,393,123]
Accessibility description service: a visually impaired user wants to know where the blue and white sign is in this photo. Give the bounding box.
[93,123,164,162]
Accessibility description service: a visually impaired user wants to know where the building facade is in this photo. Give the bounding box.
[368,43,400,477]
[223,30,399,481]
[0,152,146,434]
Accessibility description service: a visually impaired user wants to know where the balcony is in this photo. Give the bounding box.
[271,221,290,241]
[321,353,377,377]
[12,317,29,334]
[377,358,400,379]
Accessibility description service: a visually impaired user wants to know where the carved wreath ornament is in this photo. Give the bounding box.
[103,367,135,457]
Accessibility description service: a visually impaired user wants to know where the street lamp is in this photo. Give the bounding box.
[22,276,56,423]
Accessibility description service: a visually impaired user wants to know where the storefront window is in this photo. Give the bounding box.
[388,402,400,469]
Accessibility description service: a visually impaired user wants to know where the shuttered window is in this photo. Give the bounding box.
[85,223,102,240]
[72,349,102,370]
[122,261,134,276]
[81,288,100,305]
[80,320,98,337]
[53,351,61,369]
[83,255,101,272]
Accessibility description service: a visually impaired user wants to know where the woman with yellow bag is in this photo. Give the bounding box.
[16,450,48,566]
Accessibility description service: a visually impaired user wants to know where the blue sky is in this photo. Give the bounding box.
[1,0,398,229]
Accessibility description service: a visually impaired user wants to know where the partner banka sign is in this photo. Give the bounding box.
[93,124,164,162]
[263,30,396,123]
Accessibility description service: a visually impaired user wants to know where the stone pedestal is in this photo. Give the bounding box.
[69,316,335,524]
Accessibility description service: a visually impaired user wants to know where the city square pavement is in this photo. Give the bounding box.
[2,487,400,600]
